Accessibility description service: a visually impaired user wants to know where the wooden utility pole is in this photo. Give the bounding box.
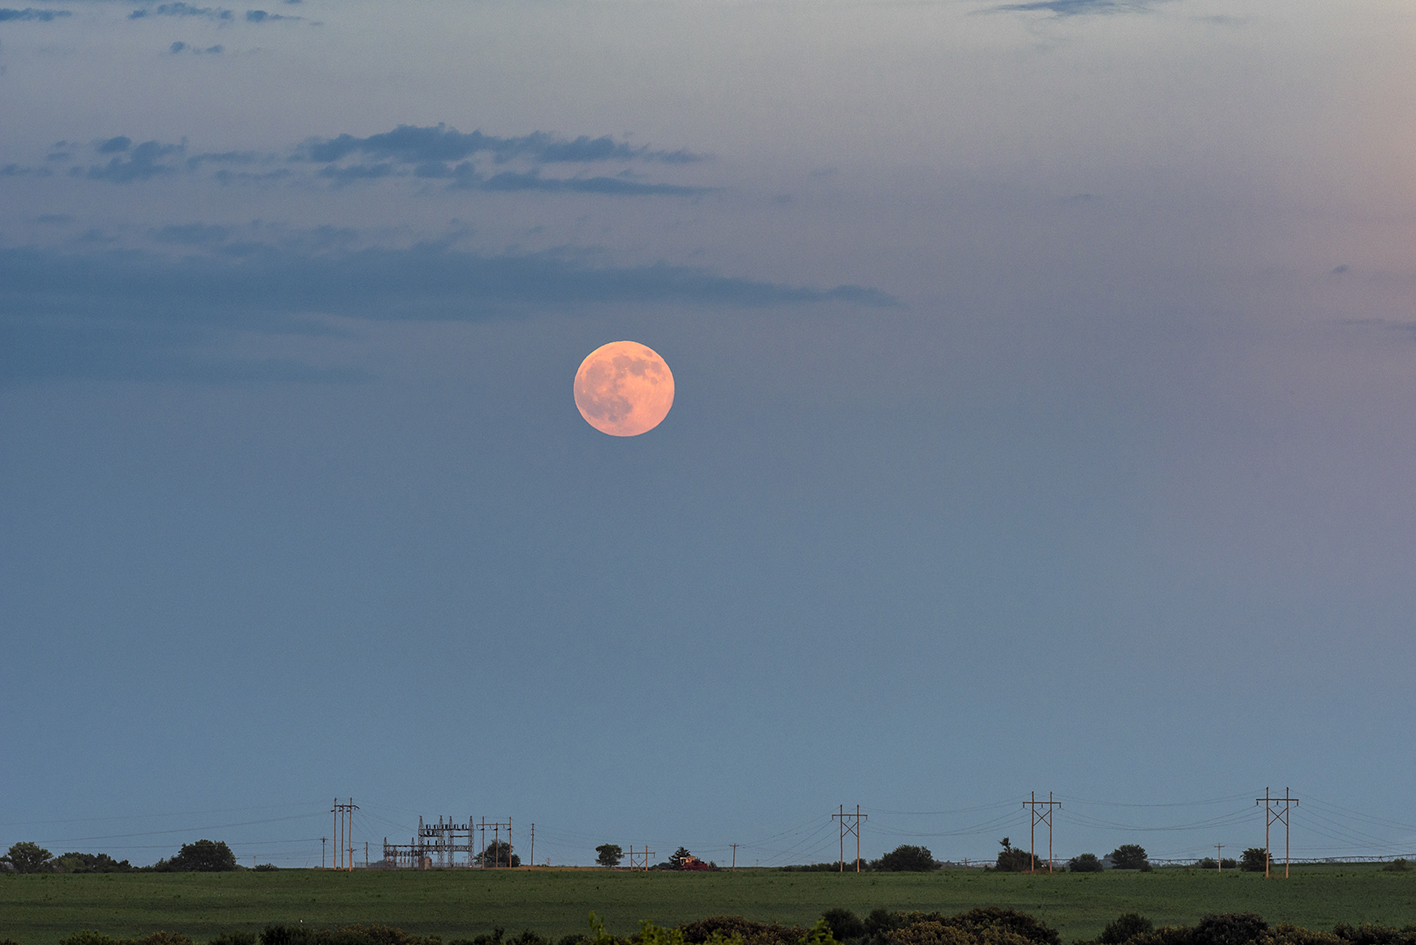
[833,805,866,872]
[1022,792,1061,873]
[1257,787,1299,878]
[321,837,326,869]
[730,843,738,871]
[529,824,534,868]
[1216,844,1223,873]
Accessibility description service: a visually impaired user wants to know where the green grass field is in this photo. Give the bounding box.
[2,866,1413,945]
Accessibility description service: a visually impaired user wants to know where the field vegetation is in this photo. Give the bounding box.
[1,863,1413,945]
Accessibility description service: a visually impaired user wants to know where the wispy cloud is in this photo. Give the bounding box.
[29,124,711,196]
[129,2,233,20]
[168,40,224,53]
[0,242,897,383]
[78,139,185,181]
[989,0,1161,15]
[300,124,704,167]
[0,8,73,21]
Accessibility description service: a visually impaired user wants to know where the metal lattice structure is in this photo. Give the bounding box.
[381,816,513,869]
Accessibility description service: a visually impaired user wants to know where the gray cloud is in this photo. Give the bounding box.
[1,163,55,177]
[169,40,223,53]
[302,124,705,166]
[36,124,709,194]
[130,2,233,19]
[0,242,897,382]
[244,9,298,21]
[990,0,1159,14]
[78,139,185,181]
[0,8,73,21]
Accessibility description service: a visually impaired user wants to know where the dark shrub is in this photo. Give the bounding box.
[678,917,806,945]
[1192,914,1268,945]
[824,910,867,942]
[1099,916,1153,945]
[209,934,258,945]
[1332,925,1416,945]
[1068,854,1103,873]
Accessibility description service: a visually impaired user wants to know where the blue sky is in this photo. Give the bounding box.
[2,0,1415,870]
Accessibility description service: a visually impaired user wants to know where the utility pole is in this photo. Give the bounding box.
[1257,787,1299,878]
[1216,844,1223,873]
[730,843,738,871]
[322,837,327,869]
[529,824,534,869]
[832,805,866,872]
[1022,792,1061,873]
[332,798,358,870]
[624,846,655,870]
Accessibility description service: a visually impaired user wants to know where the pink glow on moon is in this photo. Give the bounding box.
[573,341,675,436]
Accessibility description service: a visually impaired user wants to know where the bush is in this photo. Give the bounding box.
[1381,859,1410,872]
[677,917,805,945]
[1239,849,1268,873]
[1109,846,1149,871]
[1332,924,1416,945]
[873,845,938,872]
[1193,914,1268,945]
[1099,916,1153,945]
[1068,853,1103,873]
[872,908,1060,945]
[209,934,258,945]
[823,911,866,943]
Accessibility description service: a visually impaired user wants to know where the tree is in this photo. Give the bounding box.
[668,847,693,869]
[595,844,623,868]
[994,838,1036,872]
[481,840,520,868]
[2,842,53,873]
[1239,848,1268,872]
[873,845,937,872]
[1067,853,1103,873]
[54,852,133,873]
[1108,845,1149,870]
[165,839,237,872]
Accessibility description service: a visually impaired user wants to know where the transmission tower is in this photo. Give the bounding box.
[1022,792,1061,873]
[1257,787,1299,878]
[833,805,866,872]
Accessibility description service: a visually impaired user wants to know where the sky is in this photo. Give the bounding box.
[2,0,1415,871]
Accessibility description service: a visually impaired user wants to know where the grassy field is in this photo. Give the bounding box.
[2,866,1414,945]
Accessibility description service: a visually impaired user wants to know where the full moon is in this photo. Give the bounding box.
[573,341,675,437]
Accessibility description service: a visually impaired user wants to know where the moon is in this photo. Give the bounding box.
[573,341,675,437]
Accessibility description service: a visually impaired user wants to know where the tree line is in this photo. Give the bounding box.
[1,839,256,873]
[992,839,1275,873]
